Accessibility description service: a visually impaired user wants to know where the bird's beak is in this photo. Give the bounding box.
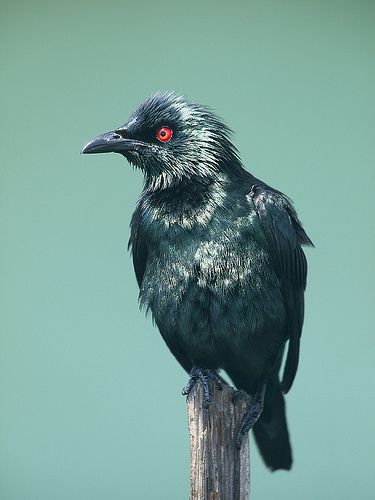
[81,131,138,155]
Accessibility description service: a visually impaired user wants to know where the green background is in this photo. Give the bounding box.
[1,1,374,498]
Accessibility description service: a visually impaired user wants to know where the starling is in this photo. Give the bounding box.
[82,92,312,470]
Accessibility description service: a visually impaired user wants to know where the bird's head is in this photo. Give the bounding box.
[82,92,242,190]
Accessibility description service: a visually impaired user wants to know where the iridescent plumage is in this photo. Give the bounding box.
[82,92,313,470]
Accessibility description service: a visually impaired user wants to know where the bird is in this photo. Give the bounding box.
[81,92,313,471]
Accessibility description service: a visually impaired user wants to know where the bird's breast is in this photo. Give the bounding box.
[138,210,281,326]
[139,224,285,368]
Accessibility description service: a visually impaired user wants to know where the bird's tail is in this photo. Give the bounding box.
[253,376,292,471]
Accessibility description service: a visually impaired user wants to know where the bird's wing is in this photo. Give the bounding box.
[251,182,313,393]
[128,208,148,287]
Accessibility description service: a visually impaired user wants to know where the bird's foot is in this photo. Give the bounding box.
[182,366,223,407]
[232,389,251,405]
[235,384,266,448]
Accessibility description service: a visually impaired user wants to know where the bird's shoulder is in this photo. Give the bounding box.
[243,177,313,289]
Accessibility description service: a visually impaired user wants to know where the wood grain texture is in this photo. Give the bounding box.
[187,383,250,500]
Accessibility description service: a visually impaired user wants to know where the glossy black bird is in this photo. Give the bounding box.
[82,92,312,471]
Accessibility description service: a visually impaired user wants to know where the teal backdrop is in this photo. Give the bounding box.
[1,1,374,498]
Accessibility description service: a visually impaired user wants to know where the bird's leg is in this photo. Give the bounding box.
[232,388,251,405]
[235,383,266,448]
[235,339,287,447]
[182,365,223,407]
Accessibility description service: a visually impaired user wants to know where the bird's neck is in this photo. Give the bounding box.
[145,173,215,202]
[139,173,229,229]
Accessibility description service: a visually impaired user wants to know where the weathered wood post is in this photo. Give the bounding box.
[187,382,250,499]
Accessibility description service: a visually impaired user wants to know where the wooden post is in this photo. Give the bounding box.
[187,382,250,499]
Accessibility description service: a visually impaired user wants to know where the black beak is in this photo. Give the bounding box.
[81,131,138,155]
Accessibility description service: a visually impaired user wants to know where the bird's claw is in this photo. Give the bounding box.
[182,366,223,407]
[232,389,250,405]
[235,386,266,448]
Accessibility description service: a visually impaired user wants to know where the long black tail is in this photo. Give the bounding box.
[253,376,292,471]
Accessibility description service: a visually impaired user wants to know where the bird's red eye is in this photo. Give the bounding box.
[156,127,173,142]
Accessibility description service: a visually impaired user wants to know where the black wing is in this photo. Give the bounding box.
[251,182,313,393]
[128,207,148,287]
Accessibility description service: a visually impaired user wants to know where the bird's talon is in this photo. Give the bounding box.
[182,366,221,407]
[232,389,252,408]
[235,428,246,449]
[238,399,263,436]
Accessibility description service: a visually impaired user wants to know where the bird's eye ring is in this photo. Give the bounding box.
[156,127,173,142]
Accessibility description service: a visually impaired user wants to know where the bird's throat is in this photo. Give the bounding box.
[140,174,228,229]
